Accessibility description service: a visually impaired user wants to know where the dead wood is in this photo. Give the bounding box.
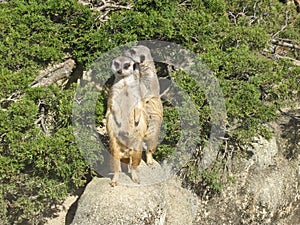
[271,39,300,51]
[31,59,76,87]
[1,59,76,108]
[78,0,132,22]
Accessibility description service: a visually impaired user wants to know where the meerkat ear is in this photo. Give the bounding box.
[130,49,136,55]
[140,55,145,63]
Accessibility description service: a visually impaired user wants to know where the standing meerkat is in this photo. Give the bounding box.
[125,45,163,166]
[106,56,147,186]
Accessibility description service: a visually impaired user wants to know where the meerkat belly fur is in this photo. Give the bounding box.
[125,45,163,165]
[106,56,147,186]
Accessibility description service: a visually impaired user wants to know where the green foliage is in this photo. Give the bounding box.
[0,85,88,224]
[156,106,181,160]
[0,1,97,221]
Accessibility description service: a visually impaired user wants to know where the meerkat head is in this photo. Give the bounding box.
[124,45,153,64]
[111,56,139,78]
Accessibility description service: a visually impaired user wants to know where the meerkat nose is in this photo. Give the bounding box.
[117,69,122,74]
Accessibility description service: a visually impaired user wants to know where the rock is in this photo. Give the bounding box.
[71,177,167,225]
[71,161,197,225]
[194,155,299,225]
[247,134,278,168]
[165,178,198,225]
[193,114,300,225]
[45,195,79,225]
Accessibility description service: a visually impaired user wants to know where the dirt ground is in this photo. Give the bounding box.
[44,194,79,225]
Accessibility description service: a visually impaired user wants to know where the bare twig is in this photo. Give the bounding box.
[95,10,110,22]
[277,37,294,43]
[227,10,246,26]
[179,1,191,6]
[262,50,300,66]
[94,1,132,11]
[272,10,289,38]
[249,0,260,24]
[35,100,50,136]
[78,0,132,11]
[78,0,92,8]
[0,91,21,105]
[274,54,300,66]
[0,133,6,141]
[271,39,300,51]
[78,0,132,24]
[253,0,259,18]
[227,1,264,26]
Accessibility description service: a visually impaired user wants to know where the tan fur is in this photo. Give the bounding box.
[125,46,163,165]
[143,97,163,165]
[106,56,147,186]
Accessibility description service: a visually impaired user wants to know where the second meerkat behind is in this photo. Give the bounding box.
[125,45,163,165]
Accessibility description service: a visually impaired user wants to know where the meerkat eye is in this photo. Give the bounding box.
[140,55,145,63]
[123,63,130,70]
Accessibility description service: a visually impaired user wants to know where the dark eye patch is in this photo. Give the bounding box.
[140,55,145,63]
[123,63,130,70]
[114,61,120,69]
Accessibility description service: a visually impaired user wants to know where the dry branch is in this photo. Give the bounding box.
[78,0,93,8]
[31,59,75,87]
[271,39,300,51]
[274,54,300,66]
[227,1,264,26]
[262,50,300,66]
[1,59,76,109]
[78,0,132,11]
[272,10,290,38]
[0,91,21,106]
[34,100,50,136]
[78,0,132,23]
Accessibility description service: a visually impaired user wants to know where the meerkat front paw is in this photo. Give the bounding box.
[111,173,119,187]
[111,179,117,187]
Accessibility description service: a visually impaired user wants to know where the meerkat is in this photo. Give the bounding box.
[125,45,163,166]
[106,56,147,186]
